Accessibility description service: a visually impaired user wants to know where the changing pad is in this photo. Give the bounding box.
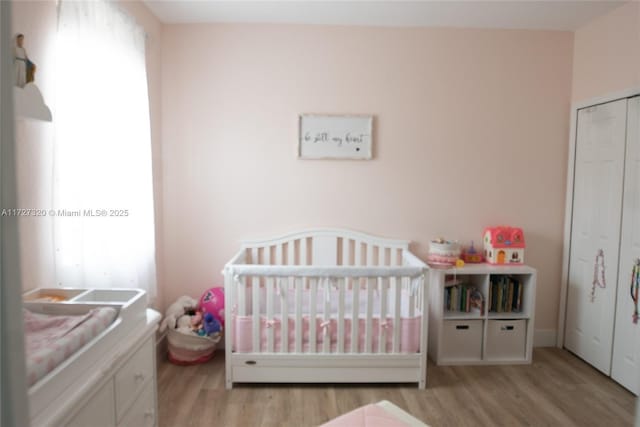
[24,307,118,386]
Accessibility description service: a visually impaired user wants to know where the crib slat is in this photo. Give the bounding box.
[288,242,294,266]
[342,238,349,266]
[238,276,246,316]
[354,241,361,266]
[309,278,317,353]
[393,276,402,353]
[252,276,260,352]
[224,271,234,389]
[379,247,386,266]
[379,277,387,353]
[418,276,423,311]
[390,249,398,266]
[409,276,416,318]
[338,278,346,353]
[323,278,331,354]
[251,247,258,265]
[365,277,374,353]
[351,278,360,353]
[276,245,283,265]
[264,246,271,266]
[366,244,373,267]
[266,276,274,352]
[300,238,307,265]
[281,277,290,353]
[295,278,303,353]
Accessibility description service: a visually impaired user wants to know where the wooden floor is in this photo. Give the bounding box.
[157,348,637,427]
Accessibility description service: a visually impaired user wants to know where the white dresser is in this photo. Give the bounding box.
[29,309,160,427]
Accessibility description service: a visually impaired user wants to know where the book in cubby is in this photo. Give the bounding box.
[488,275,524,314]
[444,278,484,316]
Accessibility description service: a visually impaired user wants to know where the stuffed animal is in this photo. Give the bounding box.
[159,295,198,333]
[175,314,193,334]
[190,311,203,331]
[203,312,222,342]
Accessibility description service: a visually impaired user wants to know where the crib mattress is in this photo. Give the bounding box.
[24,307,118,386]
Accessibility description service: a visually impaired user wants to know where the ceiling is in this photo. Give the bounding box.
[143,0,626,31]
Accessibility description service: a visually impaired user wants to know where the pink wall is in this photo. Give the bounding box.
[572,2,640,103]
[11,0,165,308]
[161,24,574,333]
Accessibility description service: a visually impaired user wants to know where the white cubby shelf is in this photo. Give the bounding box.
[428,264,536,365]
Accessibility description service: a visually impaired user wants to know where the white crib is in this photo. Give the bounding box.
[223,228,429,389]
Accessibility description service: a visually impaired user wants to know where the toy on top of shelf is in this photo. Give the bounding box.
[427,237,461,268]
[461,241,485,264]
[483,226,525,265]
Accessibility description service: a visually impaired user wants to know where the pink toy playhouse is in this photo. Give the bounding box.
[483,226,525,265]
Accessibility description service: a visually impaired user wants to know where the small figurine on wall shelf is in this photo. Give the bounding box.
[14,33,36,88]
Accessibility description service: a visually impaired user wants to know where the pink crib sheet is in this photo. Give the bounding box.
[24,307,118,386]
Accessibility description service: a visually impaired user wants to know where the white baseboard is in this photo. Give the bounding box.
[534,329,557,347]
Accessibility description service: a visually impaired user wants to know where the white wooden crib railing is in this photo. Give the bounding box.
[223,229,429,389]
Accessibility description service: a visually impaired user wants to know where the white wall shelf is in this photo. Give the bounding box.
[14,82,51,121]
[428,264,536,365]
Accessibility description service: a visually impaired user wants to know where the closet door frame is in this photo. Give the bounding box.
[558,86,640,348]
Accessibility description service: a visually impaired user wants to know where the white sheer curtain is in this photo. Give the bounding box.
[54,0,157,300]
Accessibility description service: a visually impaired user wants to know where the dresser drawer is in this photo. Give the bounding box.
[115,338,154,421]
[66,379,115,427]
[118,380,155,427]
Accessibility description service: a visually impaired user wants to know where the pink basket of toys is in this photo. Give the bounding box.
[167,328,218,365]
[160,287,225,365]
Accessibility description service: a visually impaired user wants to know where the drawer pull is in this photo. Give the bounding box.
[134,372,146,382]
[501,326,514,331]
[455,325,469,330]
[245,360,257,365]
[144,410,154,418]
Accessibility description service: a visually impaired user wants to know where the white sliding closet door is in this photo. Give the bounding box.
[612,96,640,394]
[565,99,627,375]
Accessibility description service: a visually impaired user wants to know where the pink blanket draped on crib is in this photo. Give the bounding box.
[24,307,118,386]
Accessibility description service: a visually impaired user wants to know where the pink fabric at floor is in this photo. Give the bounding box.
[320,403,411,427]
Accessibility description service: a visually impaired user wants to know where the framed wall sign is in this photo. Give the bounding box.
[298,114,373,160]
